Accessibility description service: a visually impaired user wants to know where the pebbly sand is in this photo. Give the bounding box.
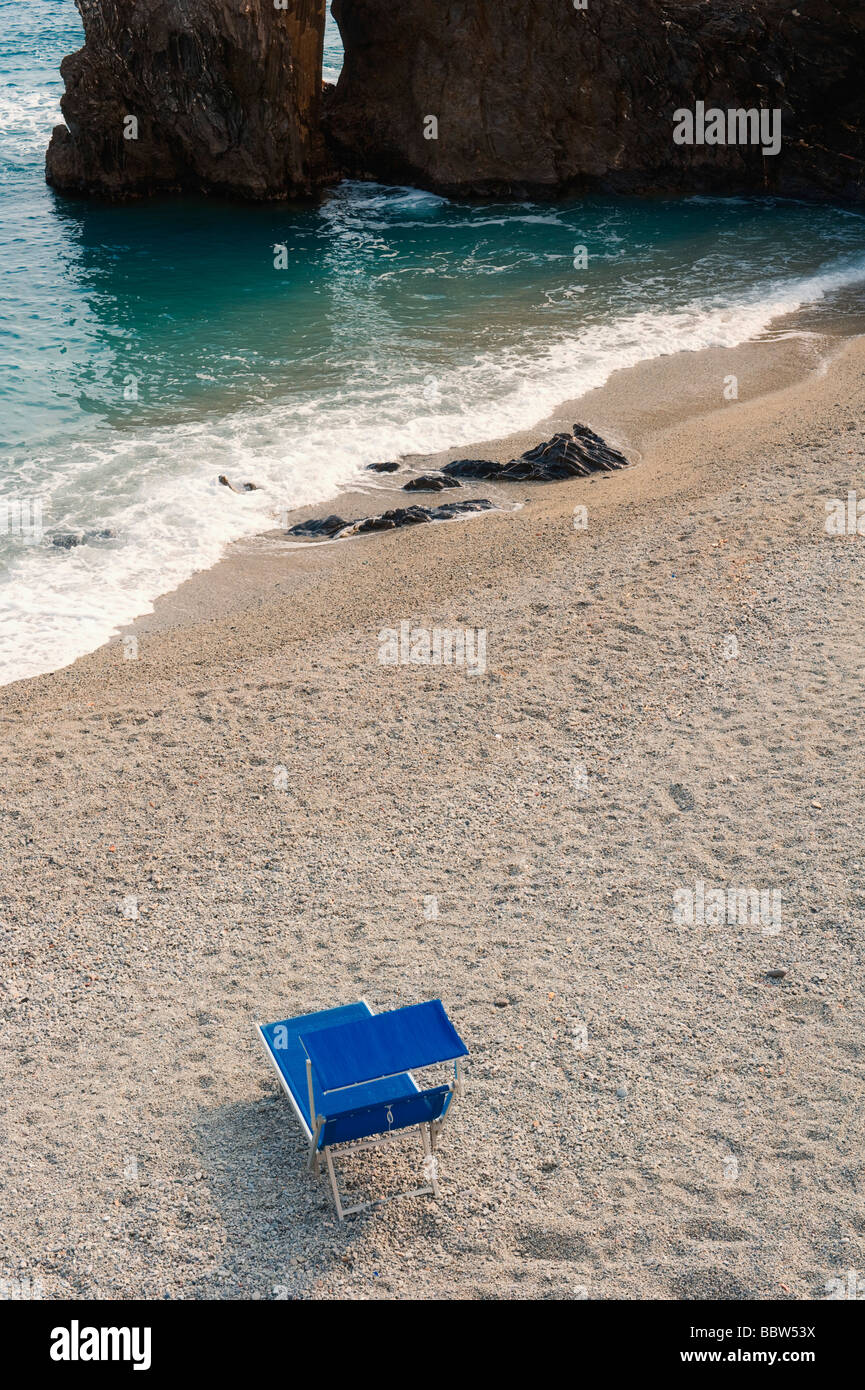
[1,326,864,1300]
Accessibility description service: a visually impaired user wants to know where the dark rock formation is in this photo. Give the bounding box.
[444,425,630,482]
[366,460,400,472]
[402,474,461,492]
[288,498,493,539]
[47,2,864,205]
[46,0,329,199]
[438,460,503,481]
[326,0,865,203]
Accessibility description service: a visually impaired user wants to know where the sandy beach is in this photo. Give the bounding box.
[2,328,864,1301]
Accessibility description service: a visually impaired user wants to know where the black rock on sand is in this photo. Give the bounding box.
[403,474,462,492]
[444,423,629,482]
[288,498,493,540]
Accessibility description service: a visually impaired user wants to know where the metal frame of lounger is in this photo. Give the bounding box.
[256,998,467,1221]
[307,1059,464,1220]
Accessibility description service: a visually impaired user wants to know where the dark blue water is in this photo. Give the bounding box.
[2,0,864,683]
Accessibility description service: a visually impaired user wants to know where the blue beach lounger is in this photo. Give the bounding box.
[257,998,469,1220]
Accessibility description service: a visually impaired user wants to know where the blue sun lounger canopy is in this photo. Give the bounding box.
[257,999,468,1219]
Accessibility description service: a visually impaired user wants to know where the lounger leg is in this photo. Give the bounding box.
[324,1147,345,1222]
[421,1123,441,1200]
[430,1065,460,1155]
[308,1118,323,1173]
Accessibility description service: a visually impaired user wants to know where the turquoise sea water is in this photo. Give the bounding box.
[322,8,344,83]
[1,0,865,684]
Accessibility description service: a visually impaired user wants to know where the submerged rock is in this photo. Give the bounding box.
[288,498,493,540]
[51,528,117,549]
[402,474,461,492]
[366,460,400,472]
[46,0,330,200]
[444,424,629,482]
[218,475,260,493]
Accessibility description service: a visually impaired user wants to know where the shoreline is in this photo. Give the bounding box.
[3,263,864,690]
[122,320,855,641]
[5,315,845,690]
[89,328,856,653]
[122,329,858,654]
[2,331,864,1298]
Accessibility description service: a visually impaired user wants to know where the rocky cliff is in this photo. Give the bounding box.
[47,0,864,203]
[46,0,329,199]
[325,0,865,202]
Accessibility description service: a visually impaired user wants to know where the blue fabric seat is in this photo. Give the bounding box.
[320,1084,453,1147]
